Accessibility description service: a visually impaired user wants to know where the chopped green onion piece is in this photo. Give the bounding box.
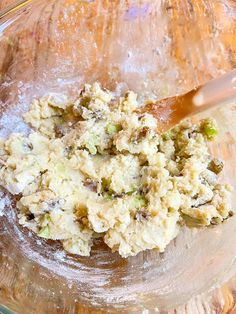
[133,195,147,208]
[106,123,122,135]
[105,194,114,201]
[200,119,218,141]
[38,226,50,239]
[126,188,138,196]
[161,132,171,141]
[43,213,52,223]
[204,127,217,139]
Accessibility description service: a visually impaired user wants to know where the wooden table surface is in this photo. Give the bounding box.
[0,0,236,313]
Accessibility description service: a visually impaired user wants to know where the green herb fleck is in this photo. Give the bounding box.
[38,226,50,239]
[200,119,218,141]
[105,194,114,201]
[43,213,52,223]
[126,188,138,196]
[106,123,122,135]
[133,195,147,208]
[161,132,171,141]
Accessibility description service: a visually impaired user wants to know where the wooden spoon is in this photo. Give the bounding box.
[143,70,236,133]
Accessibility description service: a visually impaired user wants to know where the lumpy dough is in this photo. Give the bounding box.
[0,83,233,257]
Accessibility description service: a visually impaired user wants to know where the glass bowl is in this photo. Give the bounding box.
[0,0,236,313]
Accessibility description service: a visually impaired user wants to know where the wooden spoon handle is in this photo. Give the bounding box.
[142,70,236,133]
[193,69,236,108]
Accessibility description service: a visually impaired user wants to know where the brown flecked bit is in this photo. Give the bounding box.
[54,125,68,138]
[83,178,98,193]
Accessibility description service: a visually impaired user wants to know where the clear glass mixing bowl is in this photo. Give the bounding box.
[0,0,236,313]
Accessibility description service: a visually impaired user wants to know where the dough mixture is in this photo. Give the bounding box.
[0,83,233,257]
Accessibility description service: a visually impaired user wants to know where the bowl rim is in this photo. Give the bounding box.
[0,0,34,19]
[0,305,15,314]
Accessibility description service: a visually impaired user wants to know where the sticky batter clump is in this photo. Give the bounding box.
[0,83,233,257]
